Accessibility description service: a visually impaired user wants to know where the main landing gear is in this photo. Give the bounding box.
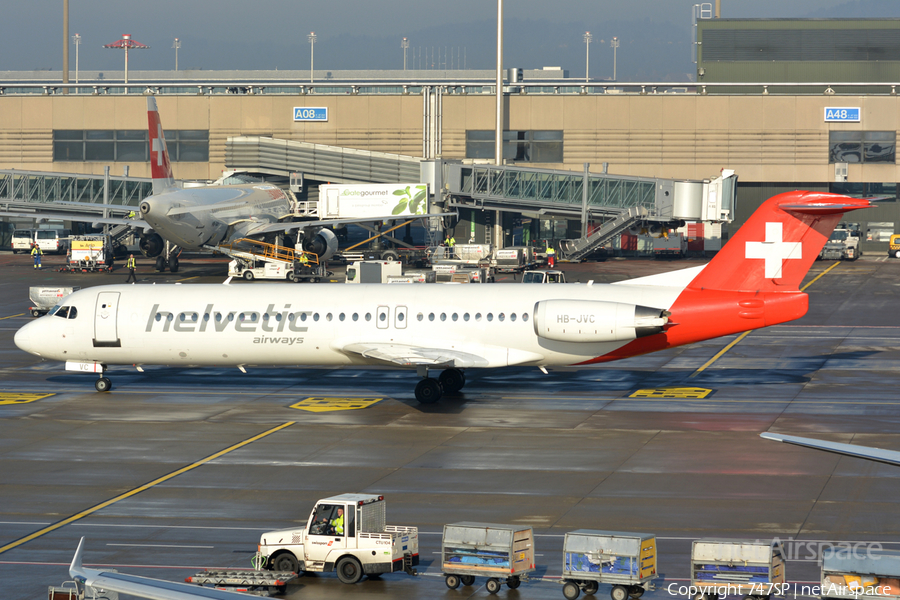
[414,368,466,404]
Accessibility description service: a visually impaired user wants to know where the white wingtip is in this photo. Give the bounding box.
[69,537,85,578]
[223,276,233,285]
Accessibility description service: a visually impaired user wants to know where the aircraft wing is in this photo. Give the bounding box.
[69,537,257,599]
[244,211,455,237]
[0,209,153,231]
[760,432,900,466]
[341,342,491,368]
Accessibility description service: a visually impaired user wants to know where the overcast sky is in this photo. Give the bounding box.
[2,0,898,80]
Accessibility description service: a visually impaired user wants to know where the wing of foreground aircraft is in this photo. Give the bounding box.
[69,537,257,599]
[760,432,900,467]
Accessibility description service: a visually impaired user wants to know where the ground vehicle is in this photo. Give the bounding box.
[346,260,403,283]
[35,229,72,255]
[441,522,535,594]
[560,530,657,600]
[29,287,80,318]
[820,546,900,599]
[652,233,686,259]
[522,270,567,283]
[820,223,861,260]
[691,539,785,600]
[59,235,113,272]
[257,494,418,584]
[494,246,537,273]
[432,264,493,283]
[11,229,34,253]
[388,270,437,283]
[889,234,900,258]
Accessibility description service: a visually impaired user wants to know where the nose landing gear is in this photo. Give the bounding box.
[95,377,112,392]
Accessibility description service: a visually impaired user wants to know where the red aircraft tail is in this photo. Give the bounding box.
[147,97,176,195]
[687,191,872,293]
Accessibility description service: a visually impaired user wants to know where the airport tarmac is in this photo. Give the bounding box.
[2,251,900,600]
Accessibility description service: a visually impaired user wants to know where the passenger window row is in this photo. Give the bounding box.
[162,310,530,325]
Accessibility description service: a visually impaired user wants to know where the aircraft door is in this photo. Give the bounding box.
[395,305,407,329]
[376,305,390,329]
[93,292,121,347]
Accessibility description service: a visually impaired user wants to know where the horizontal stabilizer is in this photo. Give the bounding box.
[760,432,900,467]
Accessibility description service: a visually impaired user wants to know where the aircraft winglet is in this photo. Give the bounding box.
[70,536,86,579]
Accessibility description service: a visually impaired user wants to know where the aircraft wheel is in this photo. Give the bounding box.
[336,556,363,584]
[445,574,460,589]
[271,552,299,573]
[485,578,501,595]
[243,270,255,281]
[438,368,465,393]
[155,256,167,271]
[414,378,442,404]
[169,256,179,272]
[461,575,476,586]
[95,377,112,393]
[563,582,581,600]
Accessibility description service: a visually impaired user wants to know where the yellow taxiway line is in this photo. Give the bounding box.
[690,261,842,377]
[0,421,295,555]
[0,313,24,320]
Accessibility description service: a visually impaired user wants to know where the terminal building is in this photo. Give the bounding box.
[1,18,898,252]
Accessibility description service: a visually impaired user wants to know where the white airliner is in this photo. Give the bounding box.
[15,191,871,403]
[68,537,253,599]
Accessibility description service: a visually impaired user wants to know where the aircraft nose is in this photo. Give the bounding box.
[14,321,41,357]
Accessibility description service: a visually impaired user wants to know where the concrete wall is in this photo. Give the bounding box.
[0,92,897,186]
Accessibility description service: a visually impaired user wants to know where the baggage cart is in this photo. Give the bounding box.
[820,547,900,599]
[29,286,80,317]
[691,539,785,600]
[560,530,658,600]
[442,522,535,595]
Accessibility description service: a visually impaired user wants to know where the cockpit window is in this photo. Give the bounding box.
[54,306,70,319]
[68,307,78,319]
[48,305,60,316]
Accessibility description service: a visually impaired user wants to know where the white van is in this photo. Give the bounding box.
[34,229,72,255]
[11,229,35,254]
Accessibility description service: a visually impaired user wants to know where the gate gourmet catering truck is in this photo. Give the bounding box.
[257,494,418,584]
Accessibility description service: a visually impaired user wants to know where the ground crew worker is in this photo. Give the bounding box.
[299,253,309,265]
[31,243,42,269]
[127,210,136,219]
[331,507,345,536]
[546,244,556,268]
[125,254,137,283]
[445,233,455,247]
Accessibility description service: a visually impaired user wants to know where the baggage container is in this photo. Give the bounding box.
[560,530,658,600]
[820,547,900,599]
[691,539,785,600]
[442,522,535,595]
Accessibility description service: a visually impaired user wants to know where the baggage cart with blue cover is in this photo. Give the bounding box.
[442,522,536,594]
[819,547,900,599]
[691,539,785,600]
[560,530,658,600]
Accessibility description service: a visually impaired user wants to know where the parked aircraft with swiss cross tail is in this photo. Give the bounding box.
[15,190,872,402]
[140,97,448,273]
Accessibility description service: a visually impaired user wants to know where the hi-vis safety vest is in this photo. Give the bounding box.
[332,514,344,535]
[127,257,136,269]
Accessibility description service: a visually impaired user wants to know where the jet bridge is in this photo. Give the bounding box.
[444,163,736,259]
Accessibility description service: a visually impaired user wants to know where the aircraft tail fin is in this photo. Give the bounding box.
[686,191,872,293]
[147,97,176,195]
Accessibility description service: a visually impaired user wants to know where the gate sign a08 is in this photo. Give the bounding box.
[824,107,860,122]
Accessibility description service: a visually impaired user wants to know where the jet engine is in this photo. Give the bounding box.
[301,227,338,261]
[533,300,668,343]
[139,232,164,257]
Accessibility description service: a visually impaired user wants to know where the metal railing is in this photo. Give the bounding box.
[0,81,898,96]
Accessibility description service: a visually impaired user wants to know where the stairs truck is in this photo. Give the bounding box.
[257,494,418,584]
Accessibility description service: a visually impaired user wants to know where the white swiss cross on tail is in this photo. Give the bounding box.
[745,222,802,279]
